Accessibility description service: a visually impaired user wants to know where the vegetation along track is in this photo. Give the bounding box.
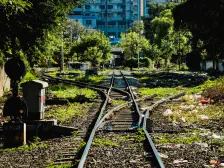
[42,71,165,167]
[41,72,131,167]
[78,70,164,168]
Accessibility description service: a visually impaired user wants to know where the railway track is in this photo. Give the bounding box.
[42,70,164,168]
[0,126,3,148]
[77,70,164,168]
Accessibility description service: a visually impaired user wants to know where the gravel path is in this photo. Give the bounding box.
[150,98,224,168]
[85,132,152,168]
[0,136,83,168]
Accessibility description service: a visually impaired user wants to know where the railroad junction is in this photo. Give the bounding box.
[0,62,224,168]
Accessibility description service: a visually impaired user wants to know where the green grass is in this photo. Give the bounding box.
[117,128,146,142]
[153,132,201,144]
[111,99,126,106]
[47,163,73,168]
[75,75,107,84]
[20,71,37,84]
[48,84,97,99]
[92,138,118,147]
[169,103,224,124]
[45,102,93,124]
[0,142,47,153]
[187,79,217,94]
[139,87,183,98]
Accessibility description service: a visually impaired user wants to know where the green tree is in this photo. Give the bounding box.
[70,31,112,67]
[120,32,151,70]
[0,0,80,68]
[151,9,192,69]
[143,2,179,42]
[148,44,162,68]
[84,47,103,66]
[128,21,144,34]
[173,0,224,71]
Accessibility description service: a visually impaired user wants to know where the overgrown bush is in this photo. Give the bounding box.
[202,78,224,102]
[180,65,189,71]
[124,58,138,68]
[20,72,37,84]
[140,57,153,68]
[0,51,4,67]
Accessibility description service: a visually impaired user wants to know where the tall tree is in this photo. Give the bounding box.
[120,32,151,70]
[70,31,112,67]
[0,0,80,68]
[173,0,224,71]
[151,9,192,68]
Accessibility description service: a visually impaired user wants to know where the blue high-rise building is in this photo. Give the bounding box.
[68,0,177,43]
[68,0,142,44]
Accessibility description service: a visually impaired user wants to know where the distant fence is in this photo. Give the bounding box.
[0,66,10,97]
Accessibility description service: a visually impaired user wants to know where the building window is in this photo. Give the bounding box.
[86,20,92,25]
[108,5,113,9]
[121,5,125,9]
[118,32,121,38]
[100,5,105,9]
[85,13,90,16]
[85,5,90,9]
[108,22,116,25]
[108,32,116,37]
[74,11,82,15]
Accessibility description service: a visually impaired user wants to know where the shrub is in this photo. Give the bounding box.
[202,82,224,102]
[124,58,138,68]
[140,57,153,68]
[20,72,37,84]
[0,51,4,67]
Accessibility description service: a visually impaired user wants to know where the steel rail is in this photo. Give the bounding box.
[77,72,115,168]
[143,111,165,168]
[120,71,164,167]
[120,71,142,126]
[96,94,156,130]
[42,73,131,98]
[141,92,185,168]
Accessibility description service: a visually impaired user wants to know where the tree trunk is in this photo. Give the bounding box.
[130,55,133,71]
[202,60,206,71]
[213,59,216,71]
[216,59,219,72]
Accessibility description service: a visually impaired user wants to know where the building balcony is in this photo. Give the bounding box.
[73,8,82,12]
[68,15,83,19]
[107,0,124,3]
[108,25,117,28]
[97,25,106,28]
[89,8,102,12]
[107,8,124,12]
[93,0,102,3]
[118,25,126,29]
[107,17,124,21]
[83,16,97,19]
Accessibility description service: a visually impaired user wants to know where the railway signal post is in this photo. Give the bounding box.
[3,57,27,148]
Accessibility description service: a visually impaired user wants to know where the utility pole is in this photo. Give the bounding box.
[105,0,108,36]
[178,30,181,70]
[70,26,73,49]
[137,0,140,69]
[61,32,64,72]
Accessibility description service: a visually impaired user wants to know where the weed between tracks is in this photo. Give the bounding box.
[0,142,47,153]
[48,84,97,99]
[153,132,201,144]
[139,87,183,98]
[45,102,93,124]
[47,163,73,168]
[111,99,126,106]
[93,138,118,147]
[117,128,146,142]
[77,75,107,84]
[93,129,146,148]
